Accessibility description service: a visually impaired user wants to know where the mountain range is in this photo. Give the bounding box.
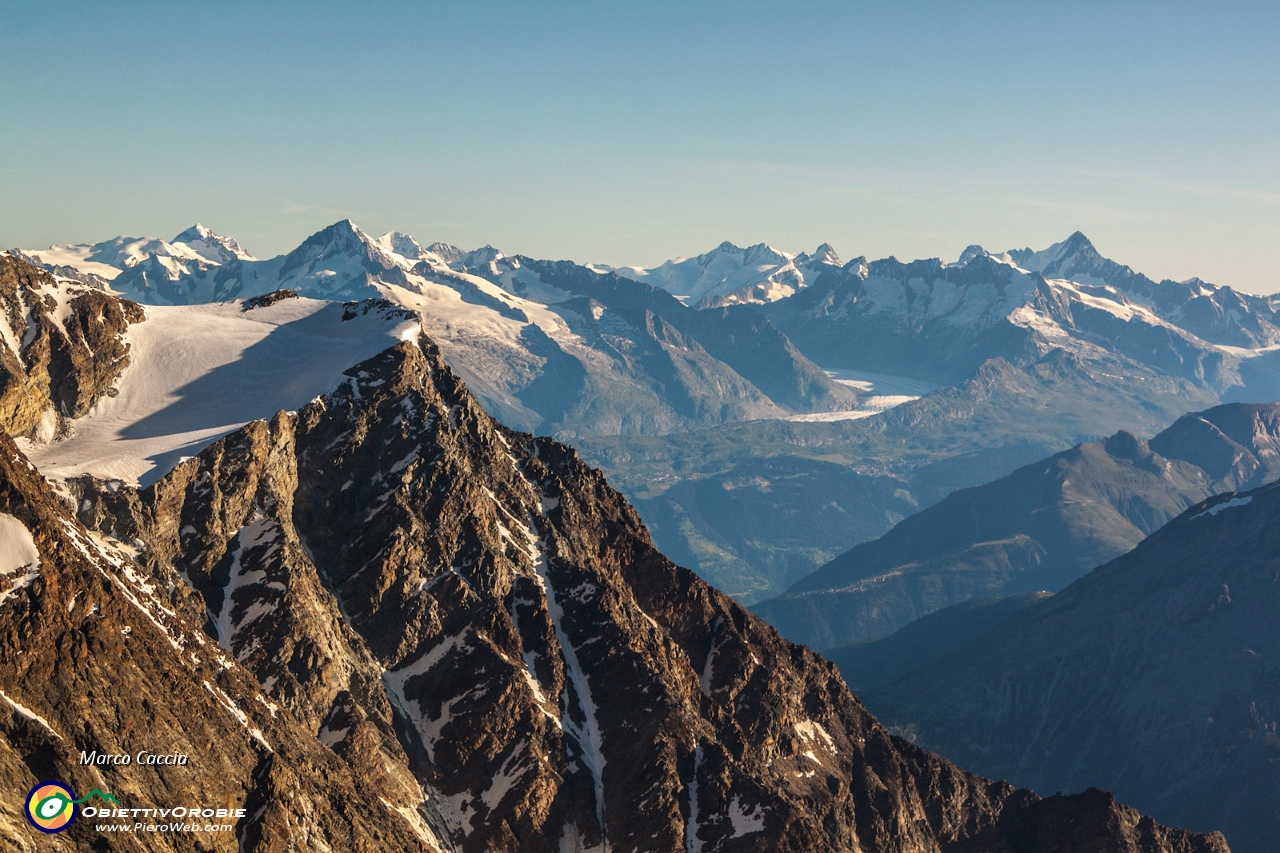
[589,241,844,309]
[0,252,1228,851]
[19,221,1280,600]
[759,233,1278,390]
[20,222,859,439]
[22,223,1280,428]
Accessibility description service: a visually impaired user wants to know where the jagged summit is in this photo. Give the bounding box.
[451,244,505,270]
[171,222,256,263]
[1008,230,1109,277]
[279,219,389,273]
[426,240,464,264]
[607,239,834,308]
[743,242,790,265]
[696,240,789,267]
[842,253,870,274]
[1064,229,1094,247]
[377,230,430,262]
[310,217,366,242]
[1179,275,1221,293]
[800,241,842,267]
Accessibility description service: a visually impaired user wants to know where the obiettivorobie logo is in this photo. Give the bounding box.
[23,780,245,836]
[24,781,118,834]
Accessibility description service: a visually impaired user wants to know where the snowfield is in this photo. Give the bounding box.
[782,369,936,422]
[19,295,419,484]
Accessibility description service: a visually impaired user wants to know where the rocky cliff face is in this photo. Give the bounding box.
[0,430,435,851]
[53,334,1230,852]
[0,254,145,439]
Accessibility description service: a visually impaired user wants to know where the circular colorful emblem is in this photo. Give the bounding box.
[25,781,77,833]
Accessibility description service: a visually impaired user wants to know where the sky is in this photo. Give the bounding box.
[2,1,1278,291]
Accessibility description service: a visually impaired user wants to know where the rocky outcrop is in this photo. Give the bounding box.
[948,788,1236,853]
[0,254,145,439]
[62,334,1230,852]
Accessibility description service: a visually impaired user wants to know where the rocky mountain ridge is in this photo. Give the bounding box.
[23,226,1279,379]
[593,240,845,309]
[1008,231,1280,348]
[759,247,1260,394]
[24,224,1280,434]
[481,256,857,418]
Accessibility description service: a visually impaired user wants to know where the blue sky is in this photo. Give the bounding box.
[2,1,1277,290]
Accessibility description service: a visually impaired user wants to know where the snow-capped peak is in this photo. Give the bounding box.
[277,220,393,278]
[606,240,835,308]
[1062,229,1095,252]
[171,223,255,264]
[20,227,252,282]
[377,231,431,263]
[742,242,791,267]
[1179,277,1221,297]
[1011,231,1099,274]
[297,219,374,254]
[696,241,791,269]
[172,223,215,242]
[451,245,506,271]
[803,242,843,267]
[426,242,464,265]
[952,245,1021,271]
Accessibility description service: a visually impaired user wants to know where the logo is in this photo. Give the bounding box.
[24,781,118,834]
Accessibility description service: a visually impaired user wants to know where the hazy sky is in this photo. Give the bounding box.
[3,1,1278,291]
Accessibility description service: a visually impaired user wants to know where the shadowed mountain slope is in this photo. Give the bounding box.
[864,480,1280,853]
[824,592,1052,693]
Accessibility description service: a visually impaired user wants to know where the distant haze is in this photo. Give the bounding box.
[1,1,1277,292]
